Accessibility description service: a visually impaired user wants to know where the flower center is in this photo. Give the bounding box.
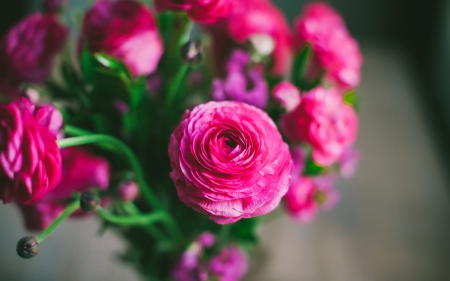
[224,137,238,149]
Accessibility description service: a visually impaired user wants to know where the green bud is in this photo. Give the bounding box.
[17,236,40,259]
[80,191,100,212]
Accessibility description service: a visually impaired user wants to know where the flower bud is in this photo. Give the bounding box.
[80,191,100,212]
[117,181,139,201]
[180,40,203,65]
[17,236,40,259]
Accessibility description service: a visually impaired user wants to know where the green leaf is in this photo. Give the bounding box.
[80,48,95,84]
[230,217,260,246]
[343,90,360,111]
[303,157,326,176]
[291,44,312,87]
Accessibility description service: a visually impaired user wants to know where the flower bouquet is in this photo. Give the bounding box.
[0,0,362,280]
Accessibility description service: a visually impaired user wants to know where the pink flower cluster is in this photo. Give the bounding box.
[294,2,362,89]
[81,0,163,77]
[0,98,62,204]
[281,87,358,166]
[172,232,248,281]
[168,101,292,224]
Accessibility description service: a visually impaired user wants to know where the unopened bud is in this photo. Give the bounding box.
[117,181,139,201]
[180,40,203,64]
[17,236,40,259]
[80,191,100,212]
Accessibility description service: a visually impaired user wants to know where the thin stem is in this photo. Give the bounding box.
[122,202,167,242]
[166,64,190,107]
[218,223,232,247]
[37,196,80,243]
[97,207,169,226]
[58,133,160,209]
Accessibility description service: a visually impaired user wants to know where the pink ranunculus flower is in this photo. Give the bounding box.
[207,0,292,76]
[281,86,358,166]
[155,0,234,23]
[294,2,362,89]
[284,175,339,223]
[0,13,68,97]
[81,0,163,77]
[19,146,110,230]
[169,101,292,224]
[272,81,301,112]
[0,98,62,204]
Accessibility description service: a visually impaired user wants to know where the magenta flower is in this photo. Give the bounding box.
[19,146,110,230]
[207,0,292,76]
[208,245,248,281]
[284,175,339,223]
[212,50,268,108]
[272,81,301,112]
[0,98,62,204]
[81,0,163,77]
[290,146,305,181]
[0,13,67,97]
[155,0,235,23]
[169,101,292,224]
[294,2,362,89]
[281,87,358,166]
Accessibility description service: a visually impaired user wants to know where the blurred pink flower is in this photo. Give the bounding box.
[272,81,301,112]
[339,147,361,179]
[169,101,292,224]
[281,87,358,166]
[117,180,139,201]
[207,0,292,76]
[0,98,62,204]
[81,0,163,76]
[19,146,110,230]
[284,174,339,223]
[0,13,67,97]
[294,2,362,89]
[290,146,305,181]
[208,245,248,281]
[155,0,235,23]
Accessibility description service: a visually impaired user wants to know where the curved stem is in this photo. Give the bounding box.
[166,64,190,107]
[37,195,80,243]
[58,132,160,209]
[97,207,169,226]
[122,202,167,242]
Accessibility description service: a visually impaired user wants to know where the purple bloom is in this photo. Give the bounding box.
[209,245,248,281]
[290,146,305,181]
[212,50,268,109]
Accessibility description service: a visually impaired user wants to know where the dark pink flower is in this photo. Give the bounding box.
[281,87,358,166]
[0,13,67,97]
[19,146,110,230]
[155,0,234,23]
[208,245,248,281]
[207,0,292,76]
[0,98,62,204]
[284,175,339,223]
[294,2,362,89]
[81,0,163,76]
[169,101,292,224]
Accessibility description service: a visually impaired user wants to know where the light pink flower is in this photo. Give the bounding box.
[81,0,163,76]
[272,81,301,112]
[169,101,292,224]
[155,0,235,23]
[294,2,362,89]
[19,146,110,230]
[117,180,139,201]
[207,0,292,76]
[0,98,62,204]
[339,147,361,179]
[284,175,339,223]
[0,13,67,97]
[281,87,358,166]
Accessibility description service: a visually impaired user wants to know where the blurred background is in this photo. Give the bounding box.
[1,0,450,280]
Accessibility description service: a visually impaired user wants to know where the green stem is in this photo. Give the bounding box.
[166,64,190,107]
[58,132,159,209]
[122,202,167,242]
[97,207,169,226]
[37,196,80,243]
[218,224,232,247]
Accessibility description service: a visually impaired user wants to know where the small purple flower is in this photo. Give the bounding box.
[212,50,268,109]
[290,146,305,181]
[208,245,249,281]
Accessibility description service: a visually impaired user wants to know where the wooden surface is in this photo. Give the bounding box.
[1,45,450,281]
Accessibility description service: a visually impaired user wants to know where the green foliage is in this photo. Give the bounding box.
[303,156,326,176]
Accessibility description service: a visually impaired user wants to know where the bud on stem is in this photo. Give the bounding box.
[80,191,100,212]
[17,236,40,259]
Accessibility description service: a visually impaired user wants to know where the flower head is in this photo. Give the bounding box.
[0,98,62,204]
[281,87,358,166]
[81,0,163,76]
[272,81,301,112]
[0,13,67,96]
[169,101,292,224]
[212,50,268,108]
[207,0,292,76]
[294,2,362,89]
